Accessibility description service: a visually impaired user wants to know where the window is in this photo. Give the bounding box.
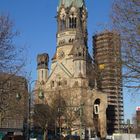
[94,104,99,114]
[64,80,67,85]
[83,48,85,56]
[58,81,61,86]
[75,81,78,86]
[69,38,74,43]
[69,15,77,28]
[61,19,66,31]
[51,81,54,88]
[78,52,82,56]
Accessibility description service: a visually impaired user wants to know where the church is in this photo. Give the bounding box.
[35,0,109,139]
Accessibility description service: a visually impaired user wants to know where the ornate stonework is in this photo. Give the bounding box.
[35,0,107,138]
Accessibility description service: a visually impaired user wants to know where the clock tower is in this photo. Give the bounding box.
[51,0,88,79]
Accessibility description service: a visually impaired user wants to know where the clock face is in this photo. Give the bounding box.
[58,50,65,59]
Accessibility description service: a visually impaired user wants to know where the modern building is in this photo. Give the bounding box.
[35,0,108,139]
[93,31,124,134]
[0,73,28,136]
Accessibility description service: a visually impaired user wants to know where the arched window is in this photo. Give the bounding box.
[78,52,82,56]
[83,48,85,56]
[69,17,72,28]
[69,39,72,43]
[94,105,99,115]
[69,15,77,28]
[74,17,77,28]
[50,81,55,88]
[61,19,66,31]
[58,81,61,86]
[94,99,100,115]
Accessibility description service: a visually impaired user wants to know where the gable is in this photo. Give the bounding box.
[47,62,73,84]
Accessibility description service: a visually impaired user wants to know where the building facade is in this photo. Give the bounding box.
[35,0,107,139]
[136,107,140,134]
[0,73,28,135]
[93,31,124,134]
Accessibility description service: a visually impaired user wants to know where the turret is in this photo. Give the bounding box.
[37,53,49,83]
[73,33,87,78]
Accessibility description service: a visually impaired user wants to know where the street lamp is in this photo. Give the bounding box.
[16,80,44,140]
[16,93,22,101]
[127,119,131,140]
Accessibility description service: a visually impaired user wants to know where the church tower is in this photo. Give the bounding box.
[35,1,108,139]
[37,53,49,83]
[51,0,88,80]
[57,0,87,46]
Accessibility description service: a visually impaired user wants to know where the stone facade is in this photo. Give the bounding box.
[35,0,107,138]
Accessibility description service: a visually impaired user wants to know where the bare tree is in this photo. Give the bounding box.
[0,15,28,135]
[0,14,26,74]
[50,93,67,136]
[63,93,81,135]
[33,104,52,140]
[111,0,140,91]
[33,95,67,140]
[33,89,82,138]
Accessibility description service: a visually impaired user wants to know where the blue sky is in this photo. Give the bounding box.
[0,0,139,122]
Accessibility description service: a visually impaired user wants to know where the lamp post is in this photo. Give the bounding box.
[16,80,44,140]
[127,119,130,140]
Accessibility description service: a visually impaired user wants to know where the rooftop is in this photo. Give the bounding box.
[58,0,85,9]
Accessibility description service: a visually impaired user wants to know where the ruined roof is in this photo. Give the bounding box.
[58,0,85,9]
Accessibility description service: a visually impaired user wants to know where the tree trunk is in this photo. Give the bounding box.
[43,128,48,140]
